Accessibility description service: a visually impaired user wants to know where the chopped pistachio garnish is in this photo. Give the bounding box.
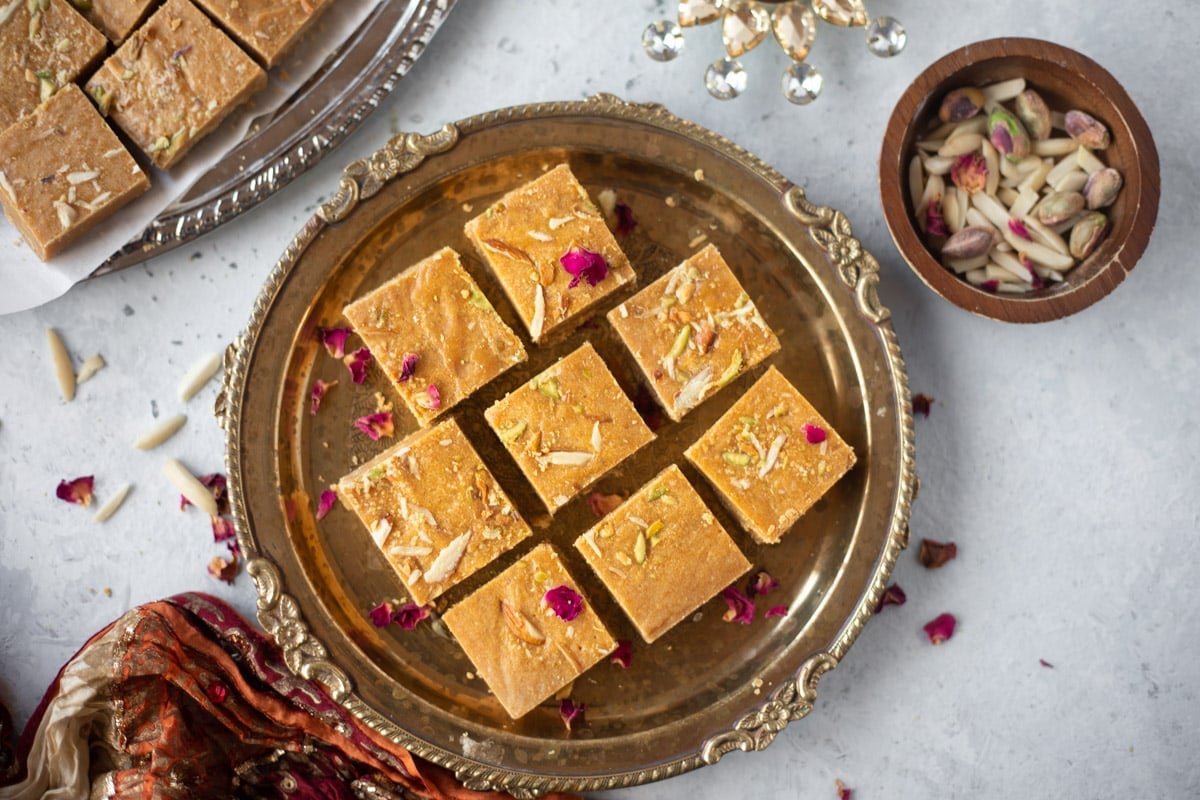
[536,376,561,400]
[716,349,744,388]
[646,519,665,546]
[468,287,492,311]
[367,466,385,482]
[647,486,669,502]
[722,451,752,467]
[667,324,691,360]
[498,419,528,442]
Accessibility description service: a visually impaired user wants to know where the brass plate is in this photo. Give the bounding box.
[222,95,915,797]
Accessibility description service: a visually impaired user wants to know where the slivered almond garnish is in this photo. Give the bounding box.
[539,451,594,467]
[47,328,75,402]
[177,352,221,401]
[132,413,187,450]
[67,170,100,184]
[581,529,601,557]
[0,170,13,197]
[409,503,438,529]
[759,434,787,478]
[388,544,432,557]
[528,230,552,242]
[531,284,546,339]
[674,364,714,413]
[93,483,132,523]
[75,354,105,384]
[163,459,218,516]
[501,599,545,645]
[424,531,471,583]
[547,215,574,230]
[53,200,76,229]
[590,421,602,453]
[371,518,392,545]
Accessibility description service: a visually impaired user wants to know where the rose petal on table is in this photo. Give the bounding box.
[210,515,236,542]
[56,475,94,507]
[873,583,907,613]
[309,379,337,415]
[354,411,394,441]
[912,393,935,417]
[924,613,957,644]
[316,489,338,520]
[610,639,632,669]
[207,552,239,584]
[587,492,623,518]
[368,602,393,628]
[319,327,352,359]
[746,569,780,598]
[765,605,788,618]
[721,586,756,624]
[559,698,585,732]
[836,779,853,800]
[919,538,958,569]
[392,602,429,630]
[614,202,637,236]
[343,347,373,384]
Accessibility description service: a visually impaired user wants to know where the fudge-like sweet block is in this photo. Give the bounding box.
[685,366,856,544]
[85,0,267,169]
[443,543,617,719]
[464,164,636,343]
[337,418,533,606]
[575,464,750,643]
[82,0,159,43]
[192,0,331,67]
[0,0,107,130]
[484,342,654,513]
[0,85,150,261]
[607,244,781,422]
[343,247,527,427]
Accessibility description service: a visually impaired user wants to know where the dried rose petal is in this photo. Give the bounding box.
[1039,659,1054,669]
[399,352,418,382]
[918,538,957,569]
[206,682,228,703]
[873,583,906,613]
[1008,218,1033,241]
[614,202,637,236]
[610,639,632,669]
[56,475,94,507]
[912,393,935,418]
[368,602,393,628]
[746,570,779,598]
[208,552,239,584]
[765,605,788,618]
[343,347,373,384]
[211,515,236,542]
[182,473,229,514]
[980,279,1000,294]
[560,246,609,288]
[632,383,667,432]
[392,602,429,630]
[559,698,585,732]
[802,423,826,444]
[316,489,337,520]
[226,539,241,557]
[587,492,624,518]
[310,379,337,415]
[950,152,987,195]
[354,411,394,441]
[544,585,584,621]
[319,327,352,359]
[416,383,441,411]
[836,779,852,800]
[924,613,956,645]
[721,586,755,624]
[925,198,948,237]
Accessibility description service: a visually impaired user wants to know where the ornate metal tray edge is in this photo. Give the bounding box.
[220,94,916,797]
[92,0,456,277]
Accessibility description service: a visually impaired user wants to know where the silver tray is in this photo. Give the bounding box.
[91,0,456,277]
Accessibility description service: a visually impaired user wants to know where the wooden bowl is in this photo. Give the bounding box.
[879,38,1160,322]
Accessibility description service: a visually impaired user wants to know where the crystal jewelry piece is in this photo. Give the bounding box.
[705,57,748,99]
[643,19,686,61]
[865,15,906,57]
[644,0,906,104]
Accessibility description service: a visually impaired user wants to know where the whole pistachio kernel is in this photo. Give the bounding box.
[1083,167,1122,210]
[1064,109,1111,150]
[938,87,986,123]
[988,108,1031,161]
[1069,212,1109,260]
[1013,89,1052,141]
[940,226,995,260]
[1036,191,1086,226]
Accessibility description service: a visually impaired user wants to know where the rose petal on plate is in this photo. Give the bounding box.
[310,379,337,415]
[614,202,638,236]
[721,586,755,624]
[912,393,935,417]
[319,327,352,359]
[610,639,632,669]
[343,347,373,384]
[399,352,418,382]
[207,552,239,584]
[802,423,827,444]
[392,602,429,630]
[560,246,609,288]
[210,515,236,542]
[368,602,393,628]
[765,605,788,618]
[587,492,624,518]
[924,612,957,645]
[918,538,958,569]
[559,698,585,732]
[873,583,907,613]
[746,569,780,598]
[354,411,394,441]
[316,489,338,520]
[56,475,95,507]
[544,585,584,621]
